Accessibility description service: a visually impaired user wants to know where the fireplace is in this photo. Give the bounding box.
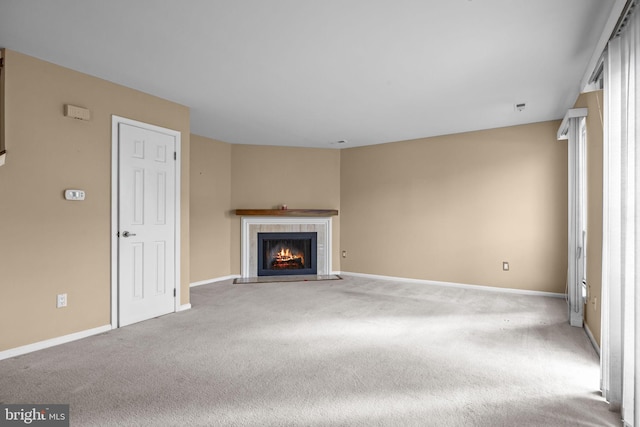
[240,216,332,278]
[257,232,317,276]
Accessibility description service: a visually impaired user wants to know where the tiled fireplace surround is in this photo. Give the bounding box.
[240,216,332,278]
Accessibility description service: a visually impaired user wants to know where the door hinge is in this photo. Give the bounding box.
[173,288,176,297]
[116,231,120,238]
[174,152,177,160]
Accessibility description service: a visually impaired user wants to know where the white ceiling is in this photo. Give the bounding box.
[0,0,615,148]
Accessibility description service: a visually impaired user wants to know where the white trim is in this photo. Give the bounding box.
[564,115,587,328]
[111,118,119,328]
[340,272,566,298]
[557,108,588,140]
[0,325,112,361]
[178,304,191,311]
[240,216,332,277]
[190,275,240,287]
[111,116,182,329]
[585,323,601,356]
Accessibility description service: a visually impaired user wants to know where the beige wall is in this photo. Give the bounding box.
[1,48,586,354]
[190,134,232,282]
[229,145,341,274]
[574,91,604,345]
[0,50,190,351]
[340,121,567,292]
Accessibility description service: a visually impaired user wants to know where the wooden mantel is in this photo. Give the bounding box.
[234,209,338,217]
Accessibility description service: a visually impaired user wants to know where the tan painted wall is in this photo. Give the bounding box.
[0,49,587,353]
[229,145,341,274]
[0,50,190,351]
[190,134,232,282]
[574,91,604,345]
[340,121,567,292]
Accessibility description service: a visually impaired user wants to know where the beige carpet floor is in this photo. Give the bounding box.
[0,275,622,426]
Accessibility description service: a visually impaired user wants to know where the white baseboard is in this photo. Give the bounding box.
[0,324,112,361]
[178,303,192,311]
[190,275,240,287]
[340,271,566,298]
[584,323,600,356]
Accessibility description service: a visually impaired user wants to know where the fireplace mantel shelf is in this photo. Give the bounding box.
[235,209,338,217]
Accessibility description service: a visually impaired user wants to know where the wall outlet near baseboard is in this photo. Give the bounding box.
[502,261,509,271]
[56,293,67,308]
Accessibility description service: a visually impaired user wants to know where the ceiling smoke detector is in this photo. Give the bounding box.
[514,103,526,112]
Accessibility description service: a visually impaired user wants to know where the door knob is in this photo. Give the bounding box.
[122,231,137,238]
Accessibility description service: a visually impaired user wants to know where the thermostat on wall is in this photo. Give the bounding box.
[64,189,85,201]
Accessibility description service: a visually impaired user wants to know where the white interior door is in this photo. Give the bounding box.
[117,122,177,327]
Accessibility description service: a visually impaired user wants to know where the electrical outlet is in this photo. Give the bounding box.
[502,261,509,271]
[342,250,347,258]
[57,293,67,308]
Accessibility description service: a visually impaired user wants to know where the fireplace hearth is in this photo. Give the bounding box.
[258,232,317,276]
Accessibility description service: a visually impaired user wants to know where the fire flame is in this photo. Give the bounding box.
[275,247,304,265]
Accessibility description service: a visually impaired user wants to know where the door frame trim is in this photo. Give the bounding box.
[110,115,182,329]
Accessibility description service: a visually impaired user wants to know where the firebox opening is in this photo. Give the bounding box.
[258,232,317,276]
